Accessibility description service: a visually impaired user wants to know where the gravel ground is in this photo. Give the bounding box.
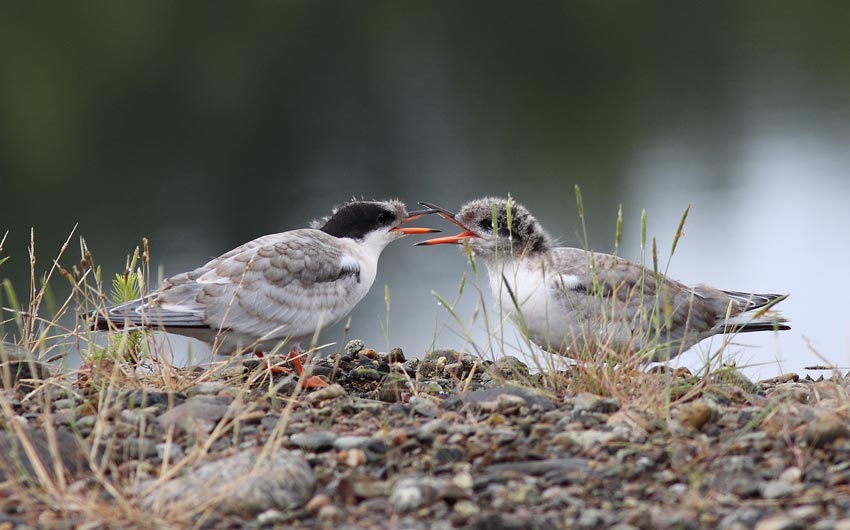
[2,342,850,529]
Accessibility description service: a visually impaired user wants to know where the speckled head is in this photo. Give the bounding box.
[416,197,552,260]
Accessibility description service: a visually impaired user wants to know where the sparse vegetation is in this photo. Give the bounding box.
[0,210,845,529]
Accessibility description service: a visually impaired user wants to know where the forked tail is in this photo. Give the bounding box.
[718,291,790,334]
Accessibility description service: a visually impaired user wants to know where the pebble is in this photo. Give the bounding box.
[492,356,530,378]
[290,430,337,452]
[338,448,367,467]
[305,383,346,403]
[126,389,184,409]
[157,395,232,433]
[0,343,51,390]
[52,398,77,410]
[141,449,315,515]
[442,387,554,412]
[75,415,98,436]
[188,381,228,396]
[804,412,850,448]
[760,480,794,499]
[344,339,365,356]
[453,500,479,519]
[156,442,185,462]
[0,428,88,480]
[678,399,716,431]
[754,516,805,530]
[387,347,406,363]
[255,509,287,525]
[304,493,332,514]
[573,392,620,414]
[552,429,620,450]
[389,477,442,513]
[124,438,158,459]
[332,435,370,451]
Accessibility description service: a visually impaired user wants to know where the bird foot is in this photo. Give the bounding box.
[255,350,328,388]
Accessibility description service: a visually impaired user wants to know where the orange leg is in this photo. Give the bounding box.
[254,349,328,388]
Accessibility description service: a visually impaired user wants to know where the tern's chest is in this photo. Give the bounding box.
[487,263,551,317]
[487,261,585,326]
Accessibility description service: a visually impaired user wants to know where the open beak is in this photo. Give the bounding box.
[414,201,479,246]
[389,208,442,236]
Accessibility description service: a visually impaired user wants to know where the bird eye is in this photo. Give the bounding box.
[377,212,392,225]
[479,219,493,231]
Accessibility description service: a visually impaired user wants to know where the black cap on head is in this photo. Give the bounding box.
[318,202,398,239]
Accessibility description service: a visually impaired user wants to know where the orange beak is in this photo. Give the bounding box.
[389,208,442,236]
[413,201,479,246]
[415,230,478,245]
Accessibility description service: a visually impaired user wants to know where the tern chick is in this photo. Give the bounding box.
[418,197,789,361]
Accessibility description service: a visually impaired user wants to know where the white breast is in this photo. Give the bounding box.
[486,258,588,354]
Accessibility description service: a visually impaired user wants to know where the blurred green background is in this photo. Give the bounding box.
[2,2,849,376]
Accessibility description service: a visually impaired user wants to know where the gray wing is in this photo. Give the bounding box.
[103,230,364,340]
[161,229,364,338]
[546,248,723,340]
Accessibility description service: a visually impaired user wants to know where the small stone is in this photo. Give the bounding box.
[141,449,314,515]
[344,340,365,356]
[157,396,232,433]
[453,500,479,519]
[577,508,615,529]
[305,383,346,403]
[350,366,382,381]
[803,412,850,448]
[669,483,688,496]
[779,467,802,484]
[75,415,98,435]
[409,396,440,417]
[305,493,332,515]
[453,471,473,490]
[333,436,370,451]
[119,407,157,427]
[189,381,228,396]
[760,480,794,499]
[359,348,378,360]
[389,477,442,512]
[0,343,51,390]
[256,509,286,525]
[0,428,88,481]
[346,477,390,499]
[317,504,341,521]
[573,392,620,414]
[754,516,804,530]
[553,429,619,450]
[338,448,367,467]
[126,389,184,409]
[125,438,158,459]
[387,347,406,363]
[492,356,529,378]
[156,443,185,462]
[443,387,554,412]
[679,400,716,431]
[52,398,77,410]
[290,431,337,452]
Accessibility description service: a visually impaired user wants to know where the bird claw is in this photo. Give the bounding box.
[256,350,328,388]
[301,375,329,388]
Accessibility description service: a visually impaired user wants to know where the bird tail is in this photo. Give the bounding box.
[90,297,155,331]
[717,292,790,334]
[91,296,207,331]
